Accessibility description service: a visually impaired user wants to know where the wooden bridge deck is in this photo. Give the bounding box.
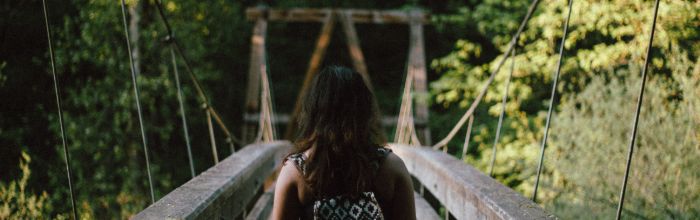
[133,141,553,220]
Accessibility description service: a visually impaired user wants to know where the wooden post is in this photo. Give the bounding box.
[285,11,335,140]
[243,13,268,144]
[244,8,430,143]
[338,11,373,90]
[408,10,431,145]
[246,8,429,24]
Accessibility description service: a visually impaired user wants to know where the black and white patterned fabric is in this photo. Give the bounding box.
[287,148,391,220]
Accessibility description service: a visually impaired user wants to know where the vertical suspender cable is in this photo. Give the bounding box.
[532,0,574,202]
[153,0,240,150]
[120,0,155,204]
[488,47,516,177]
[169,44,196,178]
[156,0,195,175]
[461,115,474,159]
[396,66,414,144]
[615,0,660,218]
[207,109,220,163]
[41,0,78,218]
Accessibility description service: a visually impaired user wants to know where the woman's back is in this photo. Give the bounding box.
[286,147,391,219]
[270,66,416,220]
[273,147,415,220]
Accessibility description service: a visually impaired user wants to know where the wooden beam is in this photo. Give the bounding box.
[339,11,373,91]
[390,144,555,219]
[245,113,427,127]
[243,16,268,143]
[408,17,431,145]
[246,8,429,24]
[414,192,441,220]
[285,12,336,140]
[133,141,293,220]
[245,188,275,220]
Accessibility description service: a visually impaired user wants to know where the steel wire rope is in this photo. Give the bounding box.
[395,63,414,145]
[488,47,516,177]
[615,0,660,218]
[255,42,276,143]
[461,115,475,159]
[41,0,78,218]
[120,0,155,203]
[168,41,196,178]
[432,0,542,149]
[153,0,241,150]
[532,0,574,202]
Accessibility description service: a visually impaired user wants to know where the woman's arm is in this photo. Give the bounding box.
[270,162,303,220]
[385,153,416,220]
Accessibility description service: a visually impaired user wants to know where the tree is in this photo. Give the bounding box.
[545,48,700,218]
[429,0,699,217]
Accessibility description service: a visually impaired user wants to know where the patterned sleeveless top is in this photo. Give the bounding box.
[286,147,392,220]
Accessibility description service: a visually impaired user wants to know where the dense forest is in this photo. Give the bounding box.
[1,0,697,219]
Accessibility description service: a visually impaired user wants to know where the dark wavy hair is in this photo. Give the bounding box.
[290,65,386,198]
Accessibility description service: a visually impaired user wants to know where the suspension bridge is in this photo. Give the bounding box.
[37,0,666,219]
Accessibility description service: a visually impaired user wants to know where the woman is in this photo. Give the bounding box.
[271,66,416,220]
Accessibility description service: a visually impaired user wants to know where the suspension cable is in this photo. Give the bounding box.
[395,66,414,144]
[488,47,516,177]
[120,0,155,203]
[532,0,574,202]
[207,109,219,163]
[615,0,660,218]
[168,43,196,178]
[255,51,276,143]
[153,0,241,149]
[432,0,541,149]
[41,0,78,218]
[460,115,474,159]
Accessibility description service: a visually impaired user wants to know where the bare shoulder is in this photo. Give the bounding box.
[278,159,303,187]
[271,159,305,219]
[382,151,410,177]
[378,150,416,220]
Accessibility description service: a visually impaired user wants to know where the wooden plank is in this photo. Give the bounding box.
[245,188,275,220]
[244,113,427,127]
[243,16,268,143]
[415,192,441,220]
[338,11,373,91]
[132,141,292,220]
[390,144,556,220]
[246,8,429,24]
[285,12,336,139]
[408,18,431,145]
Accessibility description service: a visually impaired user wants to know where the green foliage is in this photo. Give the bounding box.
[2,0,435,218]
[429,0,700,217]
[2,0,697,218]
[0,152,66,219]
[42,0,251,217]
[545,49,700,218]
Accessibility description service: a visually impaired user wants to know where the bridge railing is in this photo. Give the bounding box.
[391,144,555,219]
[133,141,291,220]
[134,142,553,219]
